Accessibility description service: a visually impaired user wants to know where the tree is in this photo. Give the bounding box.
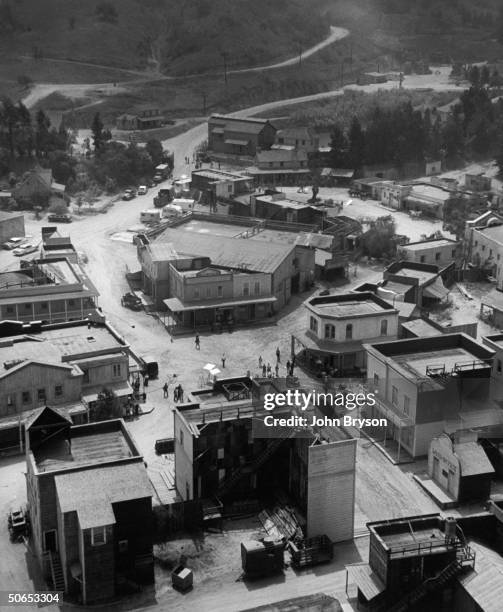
[145,139,164,166]
[362,215,397,259]
[329,125,348,168]
[35,109,51,156]
[91,113,104,151]
[347,116,365,169]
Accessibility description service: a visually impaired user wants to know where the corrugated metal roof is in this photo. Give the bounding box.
[155,230,294,274]
[423,277,450,300]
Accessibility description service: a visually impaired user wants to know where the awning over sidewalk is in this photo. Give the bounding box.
[163,296,277,313]
[81,381,133,403]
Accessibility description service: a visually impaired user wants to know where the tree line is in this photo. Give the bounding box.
[0,100,165,206]
[328,86,503,172]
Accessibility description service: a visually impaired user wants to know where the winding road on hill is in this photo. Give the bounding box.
[22,26,349,109]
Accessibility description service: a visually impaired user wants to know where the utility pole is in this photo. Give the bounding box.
[221,52,228,84]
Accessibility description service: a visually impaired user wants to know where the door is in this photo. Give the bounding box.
[433,457,440,481]
[43,529,58,552]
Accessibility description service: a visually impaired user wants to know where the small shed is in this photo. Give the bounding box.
[428,434,494,503]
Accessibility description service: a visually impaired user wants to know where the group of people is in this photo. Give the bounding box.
[257,347,295,378]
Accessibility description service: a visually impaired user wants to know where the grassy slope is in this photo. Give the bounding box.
[0,0,328,74]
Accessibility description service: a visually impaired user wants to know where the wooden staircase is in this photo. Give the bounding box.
[47,551,65,592]
[217,427,296,498]
[374,545,475,612]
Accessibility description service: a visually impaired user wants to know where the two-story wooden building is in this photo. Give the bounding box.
[25,408,153,605]
[292,292,399,377]
[208,115,276,157]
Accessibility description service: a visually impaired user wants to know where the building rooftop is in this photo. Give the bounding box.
[255,193,312,210]
[408,184,452,202]
[368,514,460,559]
[32,419,139,472]
[458,541,503,612]
[401,318,441,337]
[256,149,308,163]
[0,321,126,378]
[154,229,294,274]
[192,168,251,182]
[475,223,503,246]
[306,292,396,319]
[401,238,458,251]
[366,334,494,382]
[55,461,152,529]
[0,210,24,222]
[210,115,271,135]
[388,266,438,284]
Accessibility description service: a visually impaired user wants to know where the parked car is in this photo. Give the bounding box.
[153,174,163,184]
[48,213,72,223]
[2,236,25,250]
[122,189,136,201]
[121,292,142,310]
[8,508,29,543]
[13,243,38,257]
[137,185,148,195]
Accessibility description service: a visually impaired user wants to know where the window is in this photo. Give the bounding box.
[118,540,128,553]
[40,302,48,310]
[25,303,31,310]
[206,287,211,298]
[498,254,501,261]
[490,249,493,257]
[6,306,14,315]
[37,388,46,403]
[91,527,106,546]
[373,373,379,387]
[404,395,410,416]
[452,250,456,258]
[420,255,425,263]
[54,385,63,398]
[217,448,225,459]
[482,245,486,252]
[7,394,14,407]
[194,288,200,299]
[217,286,223,297]
[309,316,318,333]
[112,364,121,378]
[22,391,30,404]
[380,320,388,336]
[218,468,225,481]
[180,429,184,445]
[392,386,398,406]
[498,360,502,373]
[82,369,89,383]
[279,161,284,168]
[345,323,353,340]
[474,241,478,247]
[68,299,75,306]
[254,281,260,295]
[435,252,440,261]
[243,283,250,297]
[324,324,335,339]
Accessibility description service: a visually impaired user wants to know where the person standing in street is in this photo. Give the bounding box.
[195,333,200,350]
[258,355,263,368]
[163,382,169,398]
[221,353,226,368]
[275,362,279,377]
[178,385,184,402]
[276,347,281,363]
[143,374,149,388]
[173,386,178,402]
[286,359,291,374]
[262,363,267,377]
[266,363,272,377]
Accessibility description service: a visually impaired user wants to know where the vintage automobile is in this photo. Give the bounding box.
[121,292,142,311]
[122,189,136,201]
[8,508,29,542]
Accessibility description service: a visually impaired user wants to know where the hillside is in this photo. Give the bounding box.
[0,0,329,75]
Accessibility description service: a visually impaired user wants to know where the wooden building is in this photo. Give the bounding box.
[25,409,153,604]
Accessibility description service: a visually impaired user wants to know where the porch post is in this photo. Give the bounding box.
[397,423,402,463]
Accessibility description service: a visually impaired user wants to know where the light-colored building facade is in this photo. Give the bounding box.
[0,258,99,323]
[0,320,133,452]
[364,334,494,458]
[292,292,399,375]
[397,238,460,267]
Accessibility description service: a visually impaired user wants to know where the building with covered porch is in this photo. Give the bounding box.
[291,292,399,378]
